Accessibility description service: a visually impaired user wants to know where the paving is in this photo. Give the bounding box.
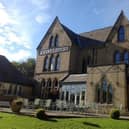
[0,107,129,119]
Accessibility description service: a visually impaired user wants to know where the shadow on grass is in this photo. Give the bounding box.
[0,116,2,119]
[83,122,101,128]
[45,117,58,122]
[119,118,129,121]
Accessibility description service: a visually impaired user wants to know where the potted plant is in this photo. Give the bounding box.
[10,98,23,113]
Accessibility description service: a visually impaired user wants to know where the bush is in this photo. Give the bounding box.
[110,109,120,119]
[36,109,47,120]
[10,98,23,113]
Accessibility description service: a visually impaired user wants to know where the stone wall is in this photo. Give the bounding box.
[86,64,128,113]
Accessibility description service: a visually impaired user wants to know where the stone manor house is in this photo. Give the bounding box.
[34,11,129,113]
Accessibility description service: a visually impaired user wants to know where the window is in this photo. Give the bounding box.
[40,79,45,98]
[55,55,61,71]
[14,85,17,95]
[124,51,129,64]
[96,80,113,104]
[49,55,55,71]
[43,56,49,71]
[102,80,107,103]
[8,85,12,95]
[81,91,85,101]
[97,85,101,103]
[53,78,58,88]
[118,26,125,42]
[47,79,51,88]
[61,91,64,100]
[70,94,75,103]
[87,56,91,65]
[108,85,113,104]
[49,36,53,48]
[54,34,59,47]
[114,51,121,64]
[66,91,69,101]
[18,86,22,96]
[82,58,87,73]
[41,79,46,87]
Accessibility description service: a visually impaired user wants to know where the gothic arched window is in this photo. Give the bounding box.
[49,55,55,71]
[114,51,121,64]
[124,51,129,64]
[102,80,108,103]
[47,78,51,88]
[49,36,53,48]
[96,79,113,104]
[40,79,46,98]
[55,55,61,71]
[41,79,46,87]
[108,85,113,104]
[43,56,49,71]
[118,26,125,42]
[53,78,58,88]
[54,34,59,47]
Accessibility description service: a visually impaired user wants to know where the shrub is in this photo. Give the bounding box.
[36,108,47,120]
[10,98,23,113]
[110,109,120,119]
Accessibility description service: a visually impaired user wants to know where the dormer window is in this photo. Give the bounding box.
[118,26,125,42]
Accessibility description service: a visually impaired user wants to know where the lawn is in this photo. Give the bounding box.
[0,112,129,129]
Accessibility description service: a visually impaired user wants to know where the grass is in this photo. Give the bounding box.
[0,112,129,129]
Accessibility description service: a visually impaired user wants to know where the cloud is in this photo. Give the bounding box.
[29,0,51,24]
[0,2,32,61]
[35,14,50,24]
[0,47,31,61]
[31,0,50,10]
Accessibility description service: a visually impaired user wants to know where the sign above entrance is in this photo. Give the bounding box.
[39,46,70,55]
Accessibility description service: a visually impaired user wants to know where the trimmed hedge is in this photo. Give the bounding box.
[36,109,47,120]
[110,109,120,119]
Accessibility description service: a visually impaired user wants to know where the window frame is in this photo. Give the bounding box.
[118,26,125,42]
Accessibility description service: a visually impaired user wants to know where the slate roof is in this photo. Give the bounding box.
[80,26,112,42]
[62,24,105,48]
[63,74,88,83]
[0,55,35,86]
[80,11,129,42]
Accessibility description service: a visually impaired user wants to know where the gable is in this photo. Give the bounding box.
[37,17,73,51]
[106,11,129,43]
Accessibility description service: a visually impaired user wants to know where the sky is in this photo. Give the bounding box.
[0,0,129,62]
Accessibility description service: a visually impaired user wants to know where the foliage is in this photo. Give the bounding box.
[10,98,23,113]
[0,112,129,129]
[35,108,47,120]
[110,109,120,119]
[12,58,35,78]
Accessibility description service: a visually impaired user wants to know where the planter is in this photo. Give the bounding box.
[10,98,23,113]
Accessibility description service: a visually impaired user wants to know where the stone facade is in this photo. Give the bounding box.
[35,11,129,113]
[0,82,32,101]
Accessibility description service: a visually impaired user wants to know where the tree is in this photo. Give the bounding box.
[12,58,35,79]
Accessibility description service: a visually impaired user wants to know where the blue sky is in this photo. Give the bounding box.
[0,0,129,62]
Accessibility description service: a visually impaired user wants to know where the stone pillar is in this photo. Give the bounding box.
[64,91,66,101]
[79,93,82,106]
[68,92,71,103]
[74,94,77,105]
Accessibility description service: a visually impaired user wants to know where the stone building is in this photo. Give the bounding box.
[0,55,35,101]
[35,11,129,113]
